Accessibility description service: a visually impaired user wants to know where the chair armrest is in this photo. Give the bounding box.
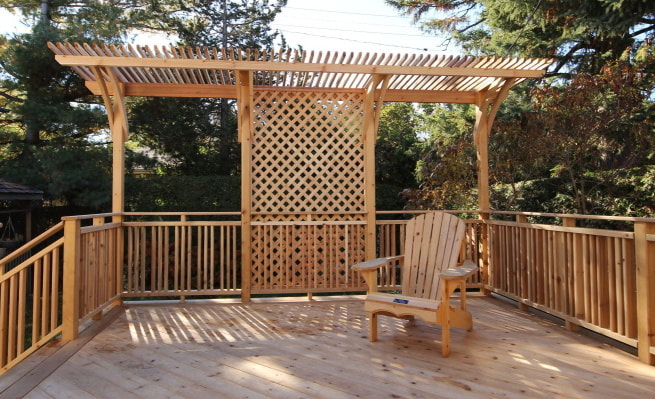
[352,255,403,293]
[440,259,479,281]
[351,255,404,271]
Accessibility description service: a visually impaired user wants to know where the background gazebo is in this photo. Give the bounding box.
[0,178,43,259]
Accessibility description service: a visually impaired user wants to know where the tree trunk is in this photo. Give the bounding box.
[40,0,50,25]
[24,119,40,146]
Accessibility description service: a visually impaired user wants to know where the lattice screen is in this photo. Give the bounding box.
[251,90,365,219]
[248,90,368,291]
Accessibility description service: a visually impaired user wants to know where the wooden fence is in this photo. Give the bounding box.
[0,210,653,374]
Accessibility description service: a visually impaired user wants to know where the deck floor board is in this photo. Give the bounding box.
[13,295,655,398]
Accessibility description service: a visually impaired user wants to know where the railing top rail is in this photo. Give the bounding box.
[0,221,64,268]
[52,210,655,223]
[376,209,655,223]
[252,211,367,215]
[123,211,241,216]
[61,212,122,220]
[376,210,480,215]
[482,210,655,223]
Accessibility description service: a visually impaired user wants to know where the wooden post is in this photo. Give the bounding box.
[473,79,516,296]
[238,70,253,303]
[90,67,127,306]
[62,217,81,342]
[91,67,128,214]
[474,94,491,296]
[108,71,127,215]
[474,105,490,213]
[634,221,655,365]
[363,75,388,261]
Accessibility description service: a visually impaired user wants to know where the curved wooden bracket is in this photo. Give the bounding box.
[90,66,129,143]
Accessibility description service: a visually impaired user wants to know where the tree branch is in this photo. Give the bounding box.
[551,42,585,75]
[630,24,655,38]
[457,17,486,34]
[0,90,24,103]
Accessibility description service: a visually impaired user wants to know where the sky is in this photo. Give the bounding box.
[0,0,454,54]
[269,0,452,53]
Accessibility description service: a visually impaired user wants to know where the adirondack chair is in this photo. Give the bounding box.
[353,212,479,357]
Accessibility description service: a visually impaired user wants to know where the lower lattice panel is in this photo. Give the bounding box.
[250,222,366,291]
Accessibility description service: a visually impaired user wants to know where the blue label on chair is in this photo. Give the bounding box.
[393,298,409,304]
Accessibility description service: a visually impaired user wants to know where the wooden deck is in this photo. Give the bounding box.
[4,295,655,399]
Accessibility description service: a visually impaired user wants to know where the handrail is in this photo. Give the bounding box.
[61,212,122,220]
[122,211,241,216]
[376,209,655,222]
[0,221,64,270]
[0,237,65,283]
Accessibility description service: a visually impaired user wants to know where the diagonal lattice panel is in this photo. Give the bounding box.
[251,90,366,216]
[249,89,368,291]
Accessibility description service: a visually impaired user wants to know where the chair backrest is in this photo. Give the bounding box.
[402,212,467,299]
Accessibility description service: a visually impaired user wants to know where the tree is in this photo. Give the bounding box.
[376,103,421,188]
[375,103,422,210]
[489,61,654,215]
[386,0,655,75]
[128,0,288,176]
[0,1,287,208]
[404,103,478,210]
[128,96,239,175]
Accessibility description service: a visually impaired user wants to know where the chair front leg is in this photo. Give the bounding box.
[370,312,378,342]
[442,311,451,357]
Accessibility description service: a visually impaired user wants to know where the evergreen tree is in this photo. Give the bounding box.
[128,0,287,176]
[386,0,655,75]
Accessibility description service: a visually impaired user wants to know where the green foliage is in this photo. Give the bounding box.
[0,143,111,208]
[0,1,182,207]
[403,104,478,210]
[375,103,421,188]
[0,0,286,209]
[125,175,240,212]
[492,165,655,218]
[129,97,239,175]
[386,0,655,74]
[490,61,655,215]
[175,0,287,48]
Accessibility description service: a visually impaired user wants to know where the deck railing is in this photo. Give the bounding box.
[480,211,655,365]
[121,212,241,297]
[0,222,64,373]
[0,209,653,374]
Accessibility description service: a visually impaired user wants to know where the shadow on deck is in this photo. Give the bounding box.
[3,295,655,399]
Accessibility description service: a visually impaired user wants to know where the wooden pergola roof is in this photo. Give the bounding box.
[49,41,555,233]
[48,43,554,104]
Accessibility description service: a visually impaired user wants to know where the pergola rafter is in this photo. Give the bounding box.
[50,42,554,302]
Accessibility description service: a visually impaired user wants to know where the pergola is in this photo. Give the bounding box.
[49,42,554,301]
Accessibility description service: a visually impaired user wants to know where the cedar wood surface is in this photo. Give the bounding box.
[5,296,655,399]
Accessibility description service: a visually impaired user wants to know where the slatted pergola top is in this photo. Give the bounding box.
[48,42,553,104]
